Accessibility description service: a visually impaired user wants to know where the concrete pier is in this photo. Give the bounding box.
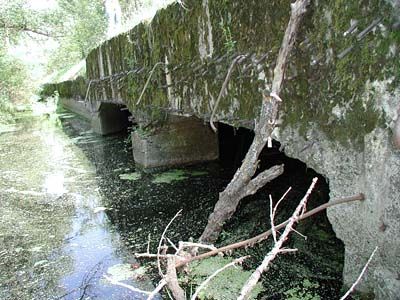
[132,116,218,169]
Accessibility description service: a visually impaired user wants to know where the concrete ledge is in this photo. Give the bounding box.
[132,116,218,169]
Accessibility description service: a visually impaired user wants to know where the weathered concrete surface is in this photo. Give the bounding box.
[132,116,218,169]
[278,80,400,298]
[60,98,129,135]
[60,98,94,121]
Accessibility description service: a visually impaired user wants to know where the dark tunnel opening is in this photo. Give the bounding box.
[216,121,346,298]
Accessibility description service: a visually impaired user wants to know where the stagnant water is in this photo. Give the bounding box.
[0,112,157,299]
[0,109,346,299]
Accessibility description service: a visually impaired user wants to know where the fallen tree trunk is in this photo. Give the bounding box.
[200,0,310,244]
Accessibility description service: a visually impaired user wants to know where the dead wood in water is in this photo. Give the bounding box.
[199,0,311,244]
[238,177,319,299]
[176,193,365,268]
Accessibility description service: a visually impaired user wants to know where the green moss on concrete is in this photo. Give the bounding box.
[281,0,399,150]
[41,76,87,100]
[44,0,399,150]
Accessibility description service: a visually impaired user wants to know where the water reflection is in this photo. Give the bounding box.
[0,113,155,299]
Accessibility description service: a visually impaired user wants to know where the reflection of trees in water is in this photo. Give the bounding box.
[0,116,88,299]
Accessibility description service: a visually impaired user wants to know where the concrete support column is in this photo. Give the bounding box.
[132,116,218,169]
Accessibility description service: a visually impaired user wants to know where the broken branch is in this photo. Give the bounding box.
[339,246,378,300]
[177,193,365,268]
[238,177,318,300]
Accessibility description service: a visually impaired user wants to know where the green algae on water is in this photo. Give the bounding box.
[119,172,141,181]
[152,169,187,184]
[187,256,264,300]
[189,170,208,176]
[152,169,208,184]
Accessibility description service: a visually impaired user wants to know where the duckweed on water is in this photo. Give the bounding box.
[188,170,208,177]
[152,169,188,183]
[284,279,321,300]
[152,169,208,184]
[185,256,263,300]
[119,172,142,181]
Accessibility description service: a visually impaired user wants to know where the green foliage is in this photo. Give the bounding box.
[0,47,29,123]
[47,0,108,72]
[0,0,106,122]
[284,279,321,300]
[0,0,64,43]
[220,21,236,53]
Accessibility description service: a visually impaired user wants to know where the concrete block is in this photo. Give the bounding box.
[132,116,218,169]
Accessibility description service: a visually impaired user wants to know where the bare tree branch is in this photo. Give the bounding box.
[210,54,248,132]
[339,246,378,300]
[103,275,152,296]
[177,193,365,268]
[157,210,182,277]
[238,177,318,300]
[200,0,311,244]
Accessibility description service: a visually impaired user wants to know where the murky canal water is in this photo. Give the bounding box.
[1,108,346,299]
[0,111,156,300]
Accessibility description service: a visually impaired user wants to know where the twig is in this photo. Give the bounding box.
[103,275,152,295]
[270,187,292,242]
[191,256,249,300]
[79,259,106,300]
[339,246,378,300]
[136,62,164,105]
[166,257,185,300]
[178,241,217,252]
[269,195,277,243]
[157,210,182,277]
[357,17,382,41]
[147,233,151,254]
[177,193,365,268]
[210,54,248,132]
[147,279,167,300]
[135,253,176,259]
[238,177,318,300]
[167,237,179,252]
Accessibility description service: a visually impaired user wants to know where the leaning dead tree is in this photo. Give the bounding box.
[200,0,311,244]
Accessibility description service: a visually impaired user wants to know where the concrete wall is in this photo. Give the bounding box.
[132,116,218,169]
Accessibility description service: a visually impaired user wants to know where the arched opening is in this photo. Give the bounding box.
[217,121,346,298]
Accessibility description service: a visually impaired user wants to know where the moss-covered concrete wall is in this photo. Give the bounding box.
[82,0,399,151]
[41,76,87,100]
[44,0,400,151]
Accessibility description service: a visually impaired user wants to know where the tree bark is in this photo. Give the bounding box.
[200,0,310,244]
